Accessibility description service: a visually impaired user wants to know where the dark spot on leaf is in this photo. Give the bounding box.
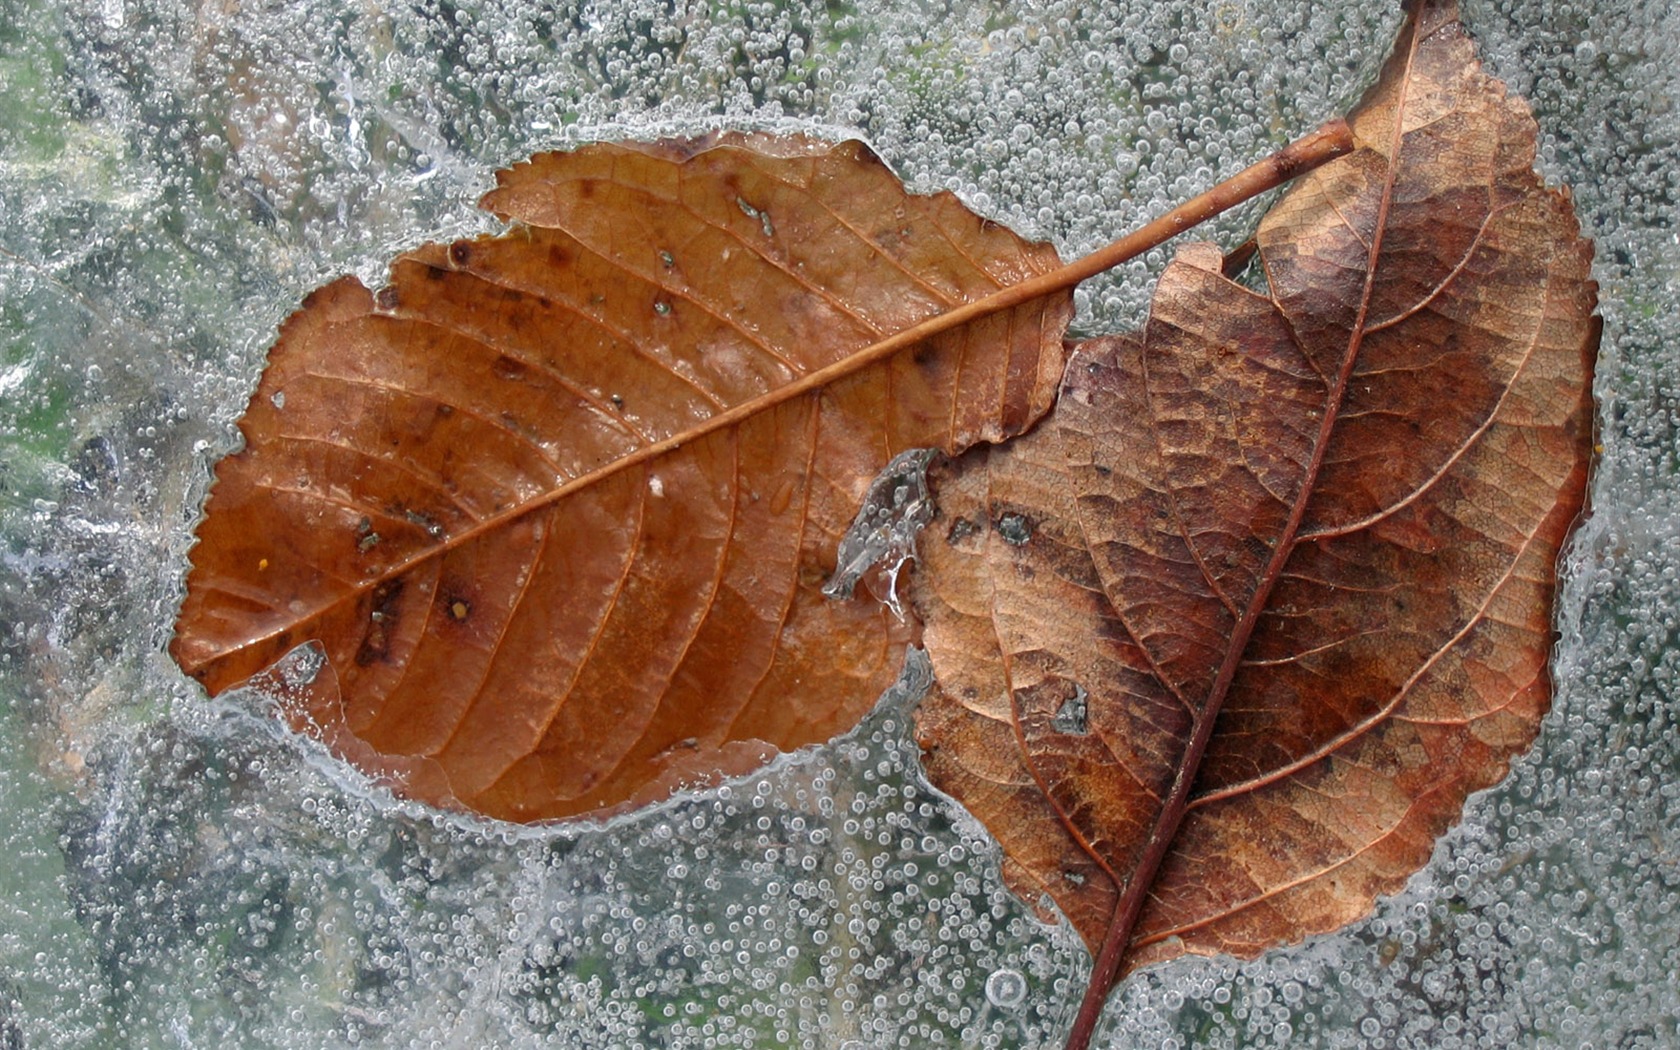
[449,241,472,266]
[1052,685,1089,735]
[374,287,399,311]
[357,580,404,666]
[402,508,446,539]
[995,511,1034,546]
[651,736,701,762]
[494,355,529,382]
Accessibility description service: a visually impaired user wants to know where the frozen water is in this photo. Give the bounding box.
[0,0,1675,1047]
[824,449,935,618]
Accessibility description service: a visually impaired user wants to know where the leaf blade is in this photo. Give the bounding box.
[173,133,1072,821]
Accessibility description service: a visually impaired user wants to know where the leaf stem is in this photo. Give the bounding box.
[1037,118,1353,296]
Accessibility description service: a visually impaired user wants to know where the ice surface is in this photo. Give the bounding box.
[1,0,1676,1046]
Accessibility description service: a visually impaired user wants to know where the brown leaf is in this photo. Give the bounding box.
[911,0,1597,1042]
[172,133,1073,821]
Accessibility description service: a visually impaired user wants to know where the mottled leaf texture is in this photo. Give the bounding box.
[911,0,1596,1040]
[172,133,1072,821]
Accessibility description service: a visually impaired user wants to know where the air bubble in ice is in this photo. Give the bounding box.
[985,966,1028,1008]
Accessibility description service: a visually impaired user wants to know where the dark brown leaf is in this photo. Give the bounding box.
[910,1,1597,1043]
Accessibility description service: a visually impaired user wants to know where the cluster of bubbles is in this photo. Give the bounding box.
[1,0,1404,327]
[0,0,1676,1046]
[0,662,1076,1048]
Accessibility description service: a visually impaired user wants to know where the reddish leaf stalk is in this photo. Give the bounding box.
[1042,118,1351,291]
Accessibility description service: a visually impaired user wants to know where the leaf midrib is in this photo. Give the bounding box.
[1058,16,1427,1046]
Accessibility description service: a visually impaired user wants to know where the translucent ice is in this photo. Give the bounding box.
[1,0,1676,1046]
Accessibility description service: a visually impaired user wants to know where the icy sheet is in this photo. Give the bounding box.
[1,0,1676,1046]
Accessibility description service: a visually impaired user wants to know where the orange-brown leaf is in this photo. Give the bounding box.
[171,133,1071,821]
[911,0,1597,1040]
